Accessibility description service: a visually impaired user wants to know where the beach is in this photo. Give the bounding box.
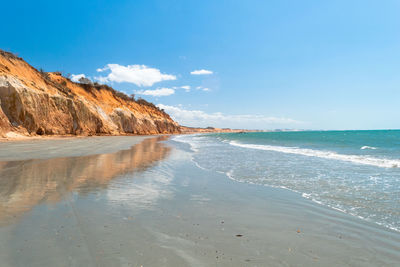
[0,135,399,266]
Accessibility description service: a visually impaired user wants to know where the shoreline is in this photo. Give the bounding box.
[2,133,399,234]
[0,135,398,265]
[226,174,400,234]
[179,136,400,236]
[0,133,162,143]
[0,135,153,161]
[0,127,256,142]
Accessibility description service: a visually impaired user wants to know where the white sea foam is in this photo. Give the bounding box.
[173,135,400,232]
[225,169,234,179]
[361,146,377,150]
[229,141,400,168]
[302,193,400,232]
[172,135,200,152]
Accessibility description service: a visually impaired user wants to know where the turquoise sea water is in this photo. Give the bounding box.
[173,130,400,232]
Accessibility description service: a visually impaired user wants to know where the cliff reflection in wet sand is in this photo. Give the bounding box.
[0,136,171,225]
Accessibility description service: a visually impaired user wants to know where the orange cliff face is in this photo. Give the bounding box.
[0,50,181,138]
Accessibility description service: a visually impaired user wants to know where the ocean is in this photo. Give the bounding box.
[173,130,400,232]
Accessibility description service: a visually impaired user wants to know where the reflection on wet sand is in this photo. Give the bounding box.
[0,136,171,225]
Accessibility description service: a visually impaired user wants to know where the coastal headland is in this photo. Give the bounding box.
[0,50,251,141]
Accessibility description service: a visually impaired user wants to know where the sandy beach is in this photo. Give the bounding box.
[0,135,399,266]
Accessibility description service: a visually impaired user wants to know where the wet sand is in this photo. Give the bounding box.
[0,136,399,266]
[0,136,151,161]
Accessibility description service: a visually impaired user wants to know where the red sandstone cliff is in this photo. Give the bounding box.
[0,50,180,138]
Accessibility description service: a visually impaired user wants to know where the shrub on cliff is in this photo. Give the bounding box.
[78,77,93,85]
[136,98,167,115]
[0,49,22,60]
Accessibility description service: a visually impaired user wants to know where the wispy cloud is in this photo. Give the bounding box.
[70,74,86,82]
[172,85,192,92]
[136,88,175,97]
[157,104,301,129]
[172,85,191,91]
[180,85,191,92]
[196,86,210,92]
[95,64,176,87]
[190,69,213,75]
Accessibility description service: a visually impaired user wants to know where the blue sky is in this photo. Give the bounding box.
[2,0,400,130]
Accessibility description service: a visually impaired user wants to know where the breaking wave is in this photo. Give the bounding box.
[229,141,399,168]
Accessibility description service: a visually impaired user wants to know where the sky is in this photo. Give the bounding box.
[1,0,400,130]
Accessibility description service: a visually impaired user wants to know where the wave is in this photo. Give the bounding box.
[229,141,400,168]
[361,146,377,150]
[301,193,400,232]
[221,167,400,233]
[174,135,400,233]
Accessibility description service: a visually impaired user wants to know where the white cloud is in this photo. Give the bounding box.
[70,74,86,82]
[157,104,301,129]
[136,88,175,97]
[190,69,213,75]
[172,85,191,92]
[196,86,210,92]
[180,85,191,92]
[95,64,176,87]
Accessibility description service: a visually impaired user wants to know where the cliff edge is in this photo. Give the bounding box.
[0,50,180,138]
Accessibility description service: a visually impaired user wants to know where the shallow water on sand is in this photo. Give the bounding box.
[0,136,399,266]
[173,131,400,233]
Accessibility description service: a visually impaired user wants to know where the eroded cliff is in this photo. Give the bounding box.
[0,50,180,138]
